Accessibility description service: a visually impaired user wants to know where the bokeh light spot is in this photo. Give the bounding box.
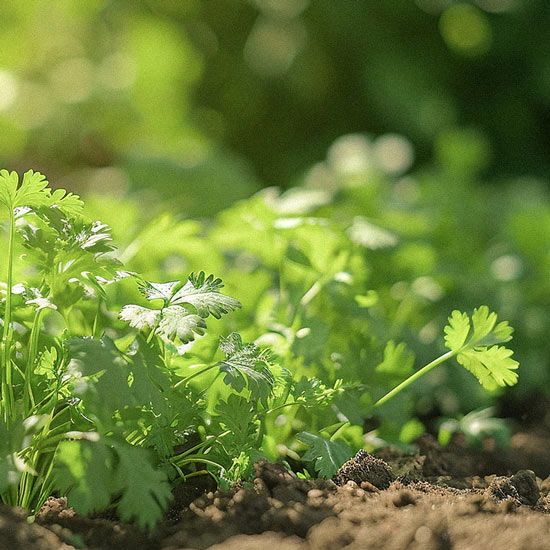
[491,255,523,281]
[50,57,94,103]
[373,134,414,175]
[440,4,492,56]
[327,134,372,175]
[0,70,19,112]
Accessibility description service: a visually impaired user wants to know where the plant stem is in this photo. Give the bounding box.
[24,308,45,413]
[373,349,457,409]
[174,363,216,388]
[1,209,16,421]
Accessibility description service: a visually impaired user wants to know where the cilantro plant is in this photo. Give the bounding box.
[0,169,521,527]
[373,306,518,408]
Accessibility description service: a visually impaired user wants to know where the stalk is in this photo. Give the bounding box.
[373,349,456,409]
[174,363,216,388]
[1,209,16,421]
[24,308,45,413]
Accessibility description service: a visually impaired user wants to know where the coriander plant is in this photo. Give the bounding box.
[0,170,520,528]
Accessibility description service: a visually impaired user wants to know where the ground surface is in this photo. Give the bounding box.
[2,430,550,550]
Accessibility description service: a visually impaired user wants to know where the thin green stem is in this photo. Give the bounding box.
[169,456,223,470]
[24,308,46,413]
[1,209,16,421]
[172,431,231,459]
[174,363,216,388]
[373,349,457,409]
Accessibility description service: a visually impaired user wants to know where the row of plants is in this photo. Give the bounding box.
[0,165,527,528]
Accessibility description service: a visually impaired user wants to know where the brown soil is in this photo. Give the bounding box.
[2,432,550,550]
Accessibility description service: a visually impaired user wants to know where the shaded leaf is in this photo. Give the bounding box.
[296,432,353,478]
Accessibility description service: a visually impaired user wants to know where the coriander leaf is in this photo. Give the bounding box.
[0,170,48,210]
[470,305,498,344]
[457,346,519,391]
[0,170,83,214]
[19,214,120,307]
[213,394,257,449]
[12,170,50,209]
[443,307,518,390]
[122,274,241,349]
[444,310,470,351]
[35,347,61,379]
[0,169,18,209]
[156,306,206,344]
[296,432,353,478]
[67,336,169,422]
[444,306,514,351]
[139,280,180,303]
[48,188,84,216]
[218,333,275,406]
[55,437,112,514]
[55,436,172,530]
[119,305,161,330]
[376,341,414,378]
[110,440,173,530]
[171,271,241,319]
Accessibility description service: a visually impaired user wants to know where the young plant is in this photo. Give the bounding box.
[299,306,519,477]
[373,306,518,407]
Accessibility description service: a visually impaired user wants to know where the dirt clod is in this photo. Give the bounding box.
[488,470,541,506]
[510,470,540,505]
[333,450,394,489]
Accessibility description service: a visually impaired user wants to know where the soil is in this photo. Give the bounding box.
[2,430,550,550]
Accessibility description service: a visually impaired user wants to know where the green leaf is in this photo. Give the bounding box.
[0,169,19,209]
[0,170,83,214]
[110,440,173,530]
[139,280,180,303]
[444,306,514,351]
[35,347,61,379]
[218,333,275,406]
[119,305,161,330]
[55,436,172,530]
[67,336,169,422]
[376,341,414,378]
[48,188,84,216]
[443,307,519,390]
[296,432,353,478]
[171,271,241,319]
[55,436,112,514]
[470,305,498,344]
[214,394,257,449]
[457,346,519,390]
[444,310,470,351]
[156,306,207,344]
[19,214,120,308]
[122,273,241,348]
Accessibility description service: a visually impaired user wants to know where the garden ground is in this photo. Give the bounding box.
[2,426,550,550]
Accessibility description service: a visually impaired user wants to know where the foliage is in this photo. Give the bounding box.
[0,170,522,528]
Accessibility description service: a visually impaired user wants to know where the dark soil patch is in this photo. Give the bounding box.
[3,430,550,550]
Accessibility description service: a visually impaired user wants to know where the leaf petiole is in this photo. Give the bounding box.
[373,349,456,409]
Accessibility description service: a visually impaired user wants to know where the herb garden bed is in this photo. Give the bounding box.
[2,171,550,549]
[3,429,550,550]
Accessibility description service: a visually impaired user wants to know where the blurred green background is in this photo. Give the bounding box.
[1,0,549,212]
